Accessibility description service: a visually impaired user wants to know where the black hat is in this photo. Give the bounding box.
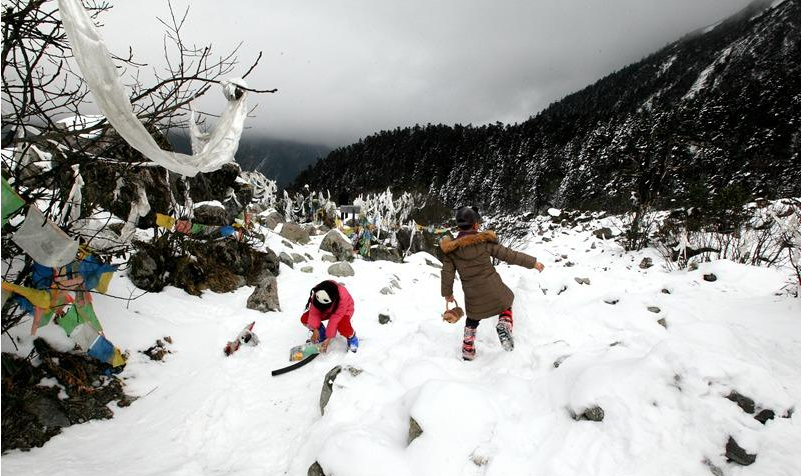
[455,206,480,228]
[311,280,339,311]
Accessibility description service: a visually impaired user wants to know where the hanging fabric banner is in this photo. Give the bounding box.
[12,206,79,267]
[57,0,248,177]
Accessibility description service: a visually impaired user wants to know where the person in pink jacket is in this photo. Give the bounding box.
[300,280,358,353]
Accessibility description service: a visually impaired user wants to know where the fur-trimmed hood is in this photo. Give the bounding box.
[440,230,498,254]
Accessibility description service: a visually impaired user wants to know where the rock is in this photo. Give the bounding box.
[291,253,307,263]
[279,252,294,269]
[726,391,755,414]
[281,240,294,249]
[308,461,326,476]
[703,273,718,282]
[367,245,403,263]
[26,394,71,428]
[573,406,604,422]
[424,258,442,269]
[128,250,165,292]
[141,339,171,361]
[301,266,313,273]
[590,242,597,249]
[261,211,284,230]
[574,277,590,285]
[396,227,448,261]
[564,261,575,267]
[593,227,613,239]
[604,298,619,305]
[553,355,569,368]
[661,288,671,294]
[305,253,314,260]
[408,417,423,445]
[320,366,343,415]
[639,257,653,269]
[703,458,724,476]
[725,436,756,466]
[754,409,775,424]
[657,318,667,328]
[380,287,393,295]
[328,262,354,278]
[320,229,354,262]
[378,313,391,324]
[193,203,228,226]
[246,275,281,312]
[321,254,337,263]
[647,306,661,313]
[279,222,311,245]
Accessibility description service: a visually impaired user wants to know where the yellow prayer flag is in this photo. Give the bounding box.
[1,281,51,309]
[96,271,114,294]
[155,213,176,230]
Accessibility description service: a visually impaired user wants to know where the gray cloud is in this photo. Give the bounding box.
[99,0,754,147]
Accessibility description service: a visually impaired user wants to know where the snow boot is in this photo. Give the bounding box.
[347,333,359,352]
[462,326,477,361]
[496,309,514,351]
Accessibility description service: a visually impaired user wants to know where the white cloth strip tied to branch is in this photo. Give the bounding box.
[57,0,248,177]
[60,164,84,224]
[13,206,79,267]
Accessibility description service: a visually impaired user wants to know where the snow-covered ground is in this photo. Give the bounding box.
[3,220,800,476]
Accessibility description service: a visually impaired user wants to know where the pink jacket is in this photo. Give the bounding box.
[305,283,354,339]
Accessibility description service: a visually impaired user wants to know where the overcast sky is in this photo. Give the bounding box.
[98,0,754,147]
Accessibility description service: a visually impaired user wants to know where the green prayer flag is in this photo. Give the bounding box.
[190,223,205,235]
[1,177,25,226]
[39,309,55,327]
[57,305,81,336]
[76,302,102,333]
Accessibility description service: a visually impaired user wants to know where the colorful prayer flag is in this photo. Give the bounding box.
[12,206,79,267]
[1,177,25,226]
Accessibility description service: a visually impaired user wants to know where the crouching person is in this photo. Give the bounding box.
[300,280,359,353]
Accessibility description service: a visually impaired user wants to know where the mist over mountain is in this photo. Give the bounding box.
[291,0,801,215]
[170,133,330,189]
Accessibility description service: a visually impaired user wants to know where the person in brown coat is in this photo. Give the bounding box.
[441,206,544,360]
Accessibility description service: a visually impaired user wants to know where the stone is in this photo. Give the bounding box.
[380,287,393,295]
[639,257,653,269]
[647,306,661,313]
[564,261,575,267]
[725,436,756,466]
[261,211,284,230]
[726,391,755,414]
[661,288,671,294]
[282,240,294,249]
[26,395,71,428]
[574,277,590,285]
[308,462,326,476]
[193,204,228,226]
[657,318,667,328]
[246,275,281,312]
[703,273,718,282]
[553,355,569,368]
[703,458,724,476]
[367,245,403,263]
[279,252,294,269]
[301,266,314,273]
[320,229,354,262]
[378,313,391,324]
[408,417,423,445]
[424,258,442,269]
[128,250,165,292]
[593,227,613,239]
[573,406,604,422]
[321,254,337,263]
[320,366,343,415]
[604,298,619,305]
[328,262,355,278]
[291,253,307,263]
[279,222,311,245]
[754,409,775,424]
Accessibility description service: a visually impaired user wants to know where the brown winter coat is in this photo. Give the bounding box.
[440,230,538,320]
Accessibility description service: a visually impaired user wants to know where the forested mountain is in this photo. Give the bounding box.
[292,0,801,214]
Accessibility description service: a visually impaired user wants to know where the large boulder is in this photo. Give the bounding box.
[193,203,228,226]
[247,275,281,312]
[279,223,311,245]
[259,211,284,230]
[320,229,353,262]
[396,227,447,261]
[366,245,403,263]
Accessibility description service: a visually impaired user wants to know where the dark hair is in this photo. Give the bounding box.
[455,206,480,230]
